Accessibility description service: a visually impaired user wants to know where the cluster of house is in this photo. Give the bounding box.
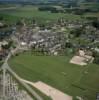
[12,18,99,65]
[70,49,94,66]
[77,25,99,51]
[0,41,9,60]
[54,19,86,29]
[0,22,4,28]
[69,24,99,65]
[0,22,8,29]
[16,25,67,55]
[15,19,89,55]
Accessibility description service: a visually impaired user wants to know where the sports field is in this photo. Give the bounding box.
[9,52,99,100]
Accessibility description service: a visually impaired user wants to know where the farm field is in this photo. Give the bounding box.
[80,2,99,9]
[1,5,99,25]
[0,5,82,24]
[9,52,99,100]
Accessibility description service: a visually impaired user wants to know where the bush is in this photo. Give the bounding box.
[92,51,99,64]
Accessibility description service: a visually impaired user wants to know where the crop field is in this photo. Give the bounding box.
[0,5,82,24]
[0,4,16,8]
[0,5,99,24]
[80,2,99,9]
[9,52,99,100]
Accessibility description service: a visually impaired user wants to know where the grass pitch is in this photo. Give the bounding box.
[9,52,99,100]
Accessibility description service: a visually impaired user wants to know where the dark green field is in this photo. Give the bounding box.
[80,2,99,9]
[9,52,99,100]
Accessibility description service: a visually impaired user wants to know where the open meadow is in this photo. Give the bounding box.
[9,52,99,100]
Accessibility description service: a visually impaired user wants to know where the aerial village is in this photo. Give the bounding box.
[1,0,99,99]
[0,17,99,66]
[0,14,99,100]
[0,19,99,65]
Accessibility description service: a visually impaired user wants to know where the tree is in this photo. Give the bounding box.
[86,0,97,2]
[1,41,13,50]
[92,19,99,29]
[92,51,99,64]
[0,16,3,21]
[70,28,83,37]
[16,20,24,26]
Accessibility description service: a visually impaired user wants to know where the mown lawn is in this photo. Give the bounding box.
[9,52,99,100]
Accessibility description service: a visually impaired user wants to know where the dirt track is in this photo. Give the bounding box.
[0,7,18,11]
[21,79,72,100]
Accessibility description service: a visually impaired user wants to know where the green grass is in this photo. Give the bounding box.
[9,52,99,100]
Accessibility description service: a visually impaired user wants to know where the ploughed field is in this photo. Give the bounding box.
[9,52,99,100]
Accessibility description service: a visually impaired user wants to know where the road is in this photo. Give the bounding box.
[0,7,19,11]
[1,45,43,100]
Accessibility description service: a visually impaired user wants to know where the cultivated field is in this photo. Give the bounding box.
[0,5,82,24]
[9,52,99,100]
[80,2,99,9]
[1,5,99,25]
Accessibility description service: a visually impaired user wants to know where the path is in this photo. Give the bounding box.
[21,79,73,100]
[0,7,18,11]
[1,46,43,100]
